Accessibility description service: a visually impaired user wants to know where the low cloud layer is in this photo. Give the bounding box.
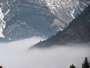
[0,38,90,68]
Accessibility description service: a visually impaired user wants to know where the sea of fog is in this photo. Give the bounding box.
[0,37,90,68]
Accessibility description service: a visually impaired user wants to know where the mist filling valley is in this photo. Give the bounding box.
[0,38,90,68]
[0,0,90,68]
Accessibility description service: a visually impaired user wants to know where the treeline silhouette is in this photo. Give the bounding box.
[70,57,90,68]
[0,66,2,68]
[0,57,89,68]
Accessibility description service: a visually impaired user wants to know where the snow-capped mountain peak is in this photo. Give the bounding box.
[0,0,89,41]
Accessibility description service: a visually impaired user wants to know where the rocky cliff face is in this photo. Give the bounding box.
[0,0,89,41]
[32,5,90,48]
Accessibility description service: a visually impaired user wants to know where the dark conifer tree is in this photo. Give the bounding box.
[82,57,90,68]
[70,64,76,68]
[0,66,2,68]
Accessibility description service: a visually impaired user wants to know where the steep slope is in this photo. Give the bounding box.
[32,5,90,48]
[3,0,57,41]
[0,0,88,41]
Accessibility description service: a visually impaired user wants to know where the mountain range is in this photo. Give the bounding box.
[0,0,89,41]
[31,5,90,48]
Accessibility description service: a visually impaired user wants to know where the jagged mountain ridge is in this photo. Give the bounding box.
[32,5,90,48]
[0,0,89,41]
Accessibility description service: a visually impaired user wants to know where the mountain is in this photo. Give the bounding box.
[2,0,57,41]
[31,5,90,48]
[0,0,89,41]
